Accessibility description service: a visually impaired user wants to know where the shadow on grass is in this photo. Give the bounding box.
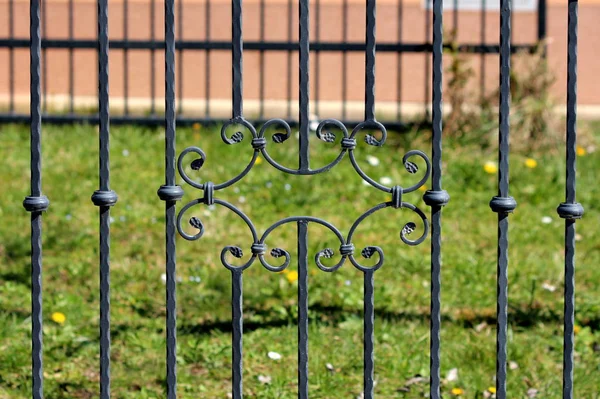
[175,302,600,336]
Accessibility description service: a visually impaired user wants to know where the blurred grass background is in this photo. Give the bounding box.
[0,121,599,398]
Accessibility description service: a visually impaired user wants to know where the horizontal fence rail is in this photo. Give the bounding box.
[16,0,585,397]
[1,0,546,129]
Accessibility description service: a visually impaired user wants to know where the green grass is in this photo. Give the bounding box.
[0,122,599,398]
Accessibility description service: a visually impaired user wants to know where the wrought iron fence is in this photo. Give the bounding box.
[1,0,546,130]
[20,0,584,398]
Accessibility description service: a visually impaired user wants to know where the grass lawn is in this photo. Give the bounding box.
[0,121,599,398]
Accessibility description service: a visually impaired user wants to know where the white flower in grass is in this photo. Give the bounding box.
[122,149,130,157]
[541,216,552,224]
[446,368,458,382]
[109,216,115,224]
[366,155,380,166]
[362,179,371,186]
[233,187,240,193]
[161,273,167,283]
[267,351,282,360]
[541,282,556,292]
[238,196,246,203]
[379,176,393,186]
[258,375,272,384]
[65,214,72,221]
[284,183,292,191]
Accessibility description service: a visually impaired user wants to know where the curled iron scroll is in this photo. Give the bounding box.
[346,201,429,272]
[176,197,259,271]
[257,216,348,273]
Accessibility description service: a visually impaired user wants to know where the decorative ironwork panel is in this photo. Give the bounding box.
[161,0,446,397]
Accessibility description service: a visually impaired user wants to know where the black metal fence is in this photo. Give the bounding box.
[19,0,584,398]
[1,0,546,130]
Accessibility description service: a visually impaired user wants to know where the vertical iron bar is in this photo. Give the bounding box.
[365,0,376,121]
[231,1,244,393]
[562,215,576,399]
[68,0,74,113]
[232,0,243,118]
[150,0,156,115]
[363,270,375,399]
[424,0,448,397]
[98,193,111,399]
[205,0,211,116]
[163,0,181,397]
[559,2,583,398]
[259,0,265,118]
[9,0,14,112]
[489,0,516,398]
[430,0,442,399]
[297,221,309,399]
[299,0,310,171]
[23,1,49,398]
[396,0,403,121]
[232,270,243,399]
[286,0,293,118]
[538,0,547,56]
[30,205,44,399]
[177,0,183,115]
[97,2,111,199]
[91,1,119,398]
[341,0,348,119]
[123,0,129,115]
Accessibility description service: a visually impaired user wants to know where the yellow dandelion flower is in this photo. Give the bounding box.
[418,185,427,192]
[484,161,498,174]
[286,270,299,283]
[488,387,497,394]
[574,325,582,335]
[51,312,66,325]
[256,156,263,165]
[524,158,537,169]
[192,122,202,131]
[576,146,586,156]
[451,388,465,396]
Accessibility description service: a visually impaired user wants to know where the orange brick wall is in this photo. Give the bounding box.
[0,0,599,118]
